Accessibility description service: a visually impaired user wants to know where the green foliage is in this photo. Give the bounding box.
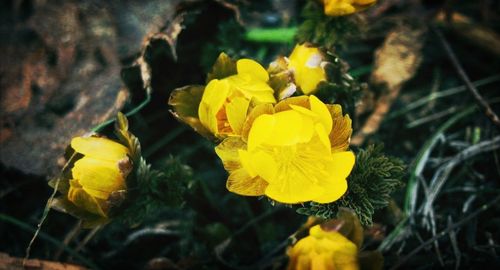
[115,112,142,164]
[206,52,237,83]
[297,144,406,226]
[296,0,362,50]
[315,55,364,117]
[113,113,193,226]
[116,157,193,226]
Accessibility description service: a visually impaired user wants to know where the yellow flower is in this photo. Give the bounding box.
[198,59,276,138]
[287,224,359,270]
[323,0,377,16]
[215,95,354,204]
[67,136,130,217]
[288,44,327,95]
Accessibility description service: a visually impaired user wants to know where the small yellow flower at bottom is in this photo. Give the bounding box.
[67,136,130,217]
[287,225,359,270]
[215,95,354,204]
[323,0,377,16]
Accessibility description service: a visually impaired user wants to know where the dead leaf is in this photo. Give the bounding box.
[0,252,88,270]
[0,0,190,176]
[351,25,425,146]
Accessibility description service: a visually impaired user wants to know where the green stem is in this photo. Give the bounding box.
[91,91,152,133]
[0,213,100,270]
[143,126,187,158]
[245,27,297,43]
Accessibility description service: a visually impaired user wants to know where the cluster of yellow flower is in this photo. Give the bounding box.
[171,43,355,205]
[45,1,381,267]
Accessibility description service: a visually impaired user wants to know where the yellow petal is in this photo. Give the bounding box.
[265,173,325,204]
[198,79,231,135]
[290,104,317,118]
[247,150,278,183]
[310,95,332,134]
[311,252,335,270]
[355,0,376,4]
[248,111,313,150]
[72,157,126,200]
[227,76,276,103]
[298,68,326,95]
[275,96,310,112]
[295,255,311,270]
[312,151,355,203]
[331,151,355,179]
[68,179,107,217]
[226,168,268,196]
[239,149,258,178]
[324,1,357,16]
[237,58,269,81]
[312,176,347,203]
[71,137,128,161]
[215,137,247,171]
[328,104,353,152]
[315,123,331,150]
[241,103,275,142]
[226,97,250,135]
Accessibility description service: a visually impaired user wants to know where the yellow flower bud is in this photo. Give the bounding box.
[287,224,359,270]
[67,137,130,217]
[288,44,327,95]
[323,0,377,16]
[198,59,276,138]
[215,95,354,204]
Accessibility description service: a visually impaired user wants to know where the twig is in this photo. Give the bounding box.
[433,26,500,127]
[390,194,500,270]
[0,213,99,269]
[25,152,78,264]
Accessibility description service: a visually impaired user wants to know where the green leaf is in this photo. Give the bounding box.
[114,112,142,163]
[115,157,193,226]
[50,197,109,228]
[206,52,237,83]
[168,84,216,140]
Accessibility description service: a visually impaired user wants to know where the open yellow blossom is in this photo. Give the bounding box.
[323,0,377,16]
[288,44,326,95]
[67,137,130,217]
[198,59,276,138]
[215,95,354,204]
[287,224,359,270]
